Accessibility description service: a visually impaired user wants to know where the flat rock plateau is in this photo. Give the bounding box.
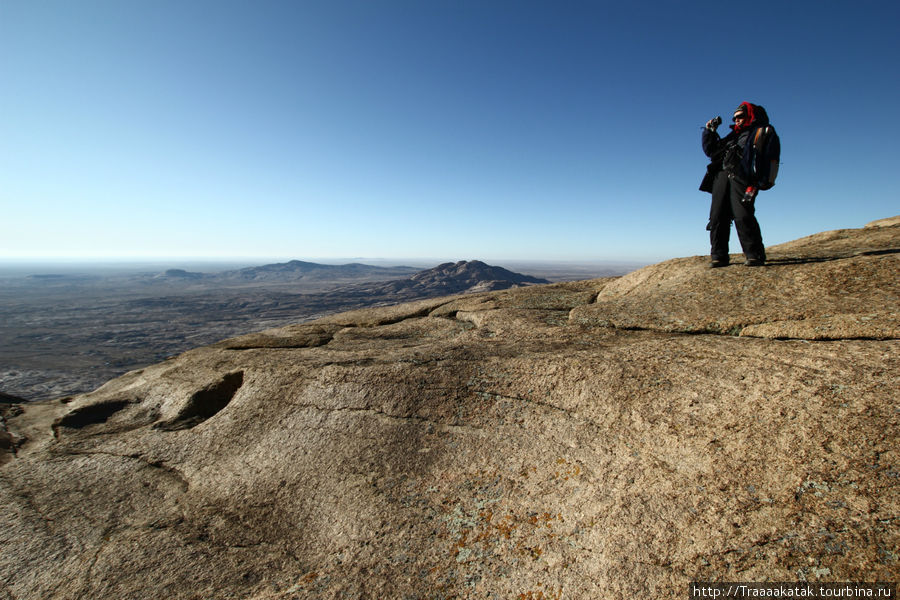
[1,217,898,599]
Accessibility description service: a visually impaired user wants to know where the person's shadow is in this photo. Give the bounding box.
[764,248,899,266]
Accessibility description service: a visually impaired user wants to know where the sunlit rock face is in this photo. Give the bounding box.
[2,218,898,599]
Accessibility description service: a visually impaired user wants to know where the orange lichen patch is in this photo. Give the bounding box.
[443,503,566,562]
[517,588,562,600]
[553,458,583,481]
[298,571,317,584]
[494,513,517,539]
[451,530,470,558]
[519,465,538,479]
[527,511,563,529]
[479,508,493,525]
[519,544,543,560]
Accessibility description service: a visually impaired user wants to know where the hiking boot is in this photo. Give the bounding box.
[709,258,730,268]
[744,257,765,267]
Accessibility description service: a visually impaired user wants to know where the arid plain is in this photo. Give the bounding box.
[0,259,633,401]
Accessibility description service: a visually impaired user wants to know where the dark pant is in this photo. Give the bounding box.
[708,171,766,261]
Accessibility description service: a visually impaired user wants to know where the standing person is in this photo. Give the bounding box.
[700,102,776,267]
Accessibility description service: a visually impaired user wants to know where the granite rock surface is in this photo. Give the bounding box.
[1,219,898,599]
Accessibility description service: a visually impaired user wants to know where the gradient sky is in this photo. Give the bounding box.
[2,0,898,263]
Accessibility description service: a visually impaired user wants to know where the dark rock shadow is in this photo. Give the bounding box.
[765,248,900,266]
[155,371,244,431]
[54,400,131,431]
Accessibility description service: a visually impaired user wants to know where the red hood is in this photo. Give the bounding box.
[730,102,756,132]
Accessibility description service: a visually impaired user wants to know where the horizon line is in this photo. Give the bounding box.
[0,255,657,266]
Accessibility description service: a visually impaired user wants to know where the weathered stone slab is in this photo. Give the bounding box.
[571,221,899,339]
[2,218,897,599]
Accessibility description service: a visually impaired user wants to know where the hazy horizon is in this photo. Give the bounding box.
[0,256,649,276]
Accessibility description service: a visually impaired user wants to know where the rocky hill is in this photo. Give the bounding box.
[1,218,897,599]
[324,260,551,301]
[410,260,550,288]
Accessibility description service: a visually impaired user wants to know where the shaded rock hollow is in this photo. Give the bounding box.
[1,219,898,599]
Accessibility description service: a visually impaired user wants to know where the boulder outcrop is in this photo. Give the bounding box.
[571,220,899,339]
[1,219,897,599]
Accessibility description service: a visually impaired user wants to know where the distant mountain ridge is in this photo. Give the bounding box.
[324,260,551,299]
[155,260,419,282]
[152,259,547,292]
[219,260,419,281]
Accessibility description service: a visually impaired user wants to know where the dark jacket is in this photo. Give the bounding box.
[700,102,774,192]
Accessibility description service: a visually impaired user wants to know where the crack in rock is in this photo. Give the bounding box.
[567,310,900,342]
[0,474,58,535]
[68,450,189,492]
[78,523,118,598]
[292,402,484,434]
[471,390,577,418]
[764,248,900,265]
[223,331,339,351]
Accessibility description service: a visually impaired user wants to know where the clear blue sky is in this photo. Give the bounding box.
[2,0,898,263]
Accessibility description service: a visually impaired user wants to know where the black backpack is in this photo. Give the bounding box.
[746,104,780,190]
